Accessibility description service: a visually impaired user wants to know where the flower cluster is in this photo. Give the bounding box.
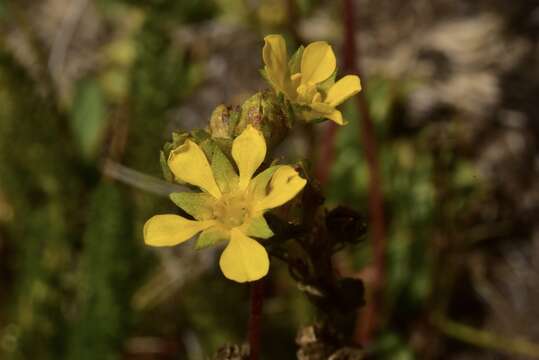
[144,34,362,283]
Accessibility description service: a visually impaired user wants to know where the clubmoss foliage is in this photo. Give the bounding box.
[66,182,139,360]
[0,52,80,360]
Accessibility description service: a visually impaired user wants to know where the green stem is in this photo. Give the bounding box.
[433,314,539,358]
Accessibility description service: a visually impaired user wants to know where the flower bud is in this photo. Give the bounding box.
[208,104,239,139]
[234,90,291,150]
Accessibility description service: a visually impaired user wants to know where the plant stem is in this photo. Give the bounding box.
[248,279,265,360]
[341,0,387,345]
[433,314,539,358]
[316,122,338,185]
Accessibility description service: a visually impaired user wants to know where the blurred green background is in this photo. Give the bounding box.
[1,0,538,359]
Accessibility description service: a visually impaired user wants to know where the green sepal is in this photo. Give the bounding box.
[259,68,269,82]
[198,138,217,160]
[284,98,296,127]
[250,165,281,200]
[288,45,304,75]
[191,128,211,143]
[211,145,238,193]
[227,108,241,136]
[195,227,228,249]
[169,192,216,220]
[172,131,189,145]
[212,138,233,157]
[160,150,174,182]
[163,131,189,157]
[316,68,337,93]
[245,216,274,239]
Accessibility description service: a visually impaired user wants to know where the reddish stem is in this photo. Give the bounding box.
[341,0,387,345]
[316,122,338,185]
[248,279,265,360]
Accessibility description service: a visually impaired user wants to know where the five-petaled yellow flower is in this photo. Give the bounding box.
[262,34,362,125]
[144,125,307,283]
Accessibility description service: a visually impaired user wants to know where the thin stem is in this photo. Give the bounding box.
[248,279,265,360]
[433,314,539,358]
[341,0,387,345]
[316,122,337,185]
[101,159,188,196]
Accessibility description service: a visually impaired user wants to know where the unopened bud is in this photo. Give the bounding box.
[234,90,291,150]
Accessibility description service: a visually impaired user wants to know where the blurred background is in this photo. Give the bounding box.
[0,0,538,359]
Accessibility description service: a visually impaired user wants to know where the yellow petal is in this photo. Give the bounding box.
[325,109,345,125]
[143,214,215,247]
[168,140,222,198]
[310,101,334,114]
[254,166,306,212]
[325,75,361,107]
[232,125,266,190]
[300,41,336,84]
[301,110,325,122]
[263,34,289,94]
[219,228,269,282]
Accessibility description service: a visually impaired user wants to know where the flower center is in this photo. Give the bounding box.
[296,83,320,105]
[212,192,251,228]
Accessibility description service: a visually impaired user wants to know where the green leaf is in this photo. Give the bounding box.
[70,79,107,159]
[245,216,274,239]
[195,227,228,249]
[169,192,216,220]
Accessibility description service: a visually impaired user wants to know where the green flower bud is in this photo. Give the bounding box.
[235,90,291,150]
[208,104,238,139]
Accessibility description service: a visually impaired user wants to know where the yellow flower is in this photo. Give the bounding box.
[262,34,362,125]
[143,125,307,283]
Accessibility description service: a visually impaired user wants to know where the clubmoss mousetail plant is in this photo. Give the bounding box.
[143,34,366,360]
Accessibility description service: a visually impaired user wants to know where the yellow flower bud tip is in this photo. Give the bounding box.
[261,34,362,125]
[144,125,307,283]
